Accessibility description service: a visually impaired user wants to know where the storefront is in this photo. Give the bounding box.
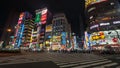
[90,30,120,50]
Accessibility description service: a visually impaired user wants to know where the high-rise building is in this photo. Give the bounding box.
[52,13,71,50]
[86,0,120,32]
[85,0,120,49]
[45,24,52,48]
[34,7,52,48]
[29,29,37,48]
[14,12,32,48]
[22,19,34,47]
[52,13,71,35]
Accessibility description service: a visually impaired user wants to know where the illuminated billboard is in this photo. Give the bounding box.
[41,8,48,24]
[85,0,107,8]
[18,12,24,24]
[61,32,66,45]
[35,8,48,25]
[15,24,25,48]
[90,30,120,46]
[45,25,52,32]
[35,12,41,24]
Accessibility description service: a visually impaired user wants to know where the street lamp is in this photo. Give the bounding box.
[7,28,12,32]
[6,28,12,45]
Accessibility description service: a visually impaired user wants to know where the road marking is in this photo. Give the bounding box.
[93,63,118,68]
[57,58,107,65]
[60,59,109,68]
[72,60,112,68]
[80,59,108,64]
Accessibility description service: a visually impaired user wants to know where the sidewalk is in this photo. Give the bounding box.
[0,53,22,57]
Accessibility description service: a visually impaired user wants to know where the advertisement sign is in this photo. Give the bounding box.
[15,24,24,48]
[61,32,66,45]
[41,8,48,24]
[91,32,105,41]
[90,24,99,29]
[73,36,78,49]
[100,22,110,26]
[85,0,107,8]
[46,25,52,32]
[90,30,120,46]
[84,31,91,49]
[18,12,24,24]
[113,21,120,24]
[35,12,41,24]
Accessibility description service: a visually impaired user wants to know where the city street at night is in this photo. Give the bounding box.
[0,0,120,68]
[0,52,120,68]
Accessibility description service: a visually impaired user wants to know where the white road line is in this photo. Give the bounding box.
[72,60,112,68]
[57,58,107,65]
[60,59,109,68]
[80,59,108,64]
[93,63,118,68]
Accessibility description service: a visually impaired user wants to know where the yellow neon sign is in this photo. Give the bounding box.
[85,0,107,8]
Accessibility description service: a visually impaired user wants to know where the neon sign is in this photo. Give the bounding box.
[18,13,24,24]
[41,8,48,24]
[85,0,107,8]
[113,21,120,24]
[100,22,110,26]
[90,24,99,29]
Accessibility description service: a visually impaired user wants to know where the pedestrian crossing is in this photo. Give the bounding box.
[55,59,118,68]
[0,52,119,68]
[45,53,119,68]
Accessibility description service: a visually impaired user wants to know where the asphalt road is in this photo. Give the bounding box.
[0,52,120,68]
[0,61,59,68]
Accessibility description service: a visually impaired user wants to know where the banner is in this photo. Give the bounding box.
[35,12,41,24]
[61,32,66,45]
[41,8,48,24]
[46,25,52,32]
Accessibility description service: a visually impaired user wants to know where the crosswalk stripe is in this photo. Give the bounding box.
[57,58,107,65]
[72,60,112,68]
[80,59,108,64]
[59,59,110,68]
[1,52,119,68]
[93,63,118,68]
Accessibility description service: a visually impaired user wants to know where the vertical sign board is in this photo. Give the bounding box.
[35,10,42,46]
[73,36,78,49]
[35,12,41,24]
[17,24,24,48]
[41,8,48,24]
[18,12,24,25]
[61,32,66,45]
[45,25,52,32]
[14,12,25,47]
[84,31,91,49]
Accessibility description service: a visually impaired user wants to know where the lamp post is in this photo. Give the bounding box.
[7,28,12,32]
[6,28,12,45]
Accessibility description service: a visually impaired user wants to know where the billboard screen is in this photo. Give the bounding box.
[85,0,107,8]
[45,25,52,32]
[18,12,24,24]
[41,8,48,24]
[90,30,120,46]
[61,32,66,45]
[35,12,41,24]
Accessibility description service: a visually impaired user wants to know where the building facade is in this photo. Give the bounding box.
[52,13,71,50]
[14,12,32,48]
[85,0,120,49]
[22,19,34,47]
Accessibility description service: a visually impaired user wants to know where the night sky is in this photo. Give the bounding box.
[0,0,85,37]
